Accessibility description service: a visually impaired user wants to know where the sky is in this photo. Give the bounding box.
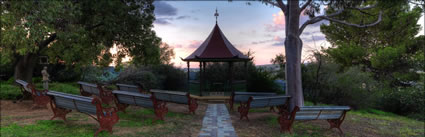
[152,1,425,68]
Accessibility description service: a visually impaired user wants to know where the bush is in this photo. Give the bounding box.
[302,59,378,109]
[80,66,119,83]
[247,67,280,92]
[115,68,158,90]
[148,64,186,90]
[379,85,425,120]
[116,64,188,91]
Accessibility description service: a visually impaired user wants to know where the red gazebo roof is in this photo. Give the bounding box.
[183,24,251,62]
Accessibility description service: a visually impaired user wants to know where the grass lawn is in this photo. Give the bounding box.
[230,103,424,137]
[0,81,80,100]
[0,100,206,137]
[1,82,423,137]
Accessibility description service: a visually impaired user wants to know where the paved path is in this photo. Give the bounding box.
[199,104,237,137]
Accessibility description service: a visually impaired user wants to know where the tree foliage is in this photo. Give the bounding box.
[1,0,162,81]
[321,1,424,87]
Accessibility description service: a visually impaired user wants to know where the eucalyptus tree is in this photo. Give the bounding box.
[1,0,161,82]
[259,0,383,110]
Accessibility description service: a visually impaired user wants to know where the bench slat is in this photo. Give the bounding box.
[113,90,153,108]
[300,106,350,111]
[234,92,277,95]
[15,80,31,92]
[151,90,190,104]
[78,81,100,95]
[116,83,140,93]
[295,114,342,120]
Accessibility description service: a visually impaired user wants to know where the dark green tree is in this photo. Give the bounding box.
[1,0,161,82]
[321,1,424,87]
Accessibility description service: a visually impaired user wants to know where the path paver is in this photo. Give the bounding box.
[199,104,237,137]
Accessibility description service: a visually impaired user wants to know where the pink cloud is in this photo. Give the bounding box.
[265,10,316,32]
[265,11,285,32]
[273,36,284,41]
[187,40,203,49]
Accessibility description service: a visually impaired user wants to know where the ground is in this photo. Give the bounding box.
[1,99,423,137]
[229,105,424,137]
[1,100,207,137]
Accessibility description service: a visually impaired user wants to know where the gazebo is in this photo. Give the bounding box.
[182,9,252,96]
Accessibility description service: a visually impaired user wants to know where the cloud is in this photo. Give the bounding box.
[154,1,177,16]
[265,10,328,32]
[187,40,203,49]
[155,17,173,25]
[172,44,183,48]
[176,15,190,20]
[271,36,285,46]
[190,9,201,13]
[251,36,285,46]
[302,35,326,43]
[265,11,285,32]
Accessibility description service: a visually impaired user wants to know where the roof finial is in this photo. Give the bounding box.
[214,8,219,24]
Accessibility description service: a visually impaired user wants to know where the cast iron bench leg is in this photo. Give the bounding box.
[93,98,119,137]
[188,98,198,114]
[327,110,347,135]
[49,100,72,121]
[278,106,299,134]
[152,100,168,121]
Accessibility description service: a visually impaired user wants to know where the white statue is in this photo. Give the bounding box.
[41,66,49,90]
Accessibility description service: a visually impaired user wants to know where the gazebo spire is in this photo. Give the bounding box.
[214,8,219,24]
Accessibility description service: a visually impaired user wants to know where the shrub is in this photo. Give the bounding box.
[148,64,186,90]
[80,65,119,83]
[302,60,378,109]
[379,85,425,120]
[116,69,158,90]
[247,67,280,92]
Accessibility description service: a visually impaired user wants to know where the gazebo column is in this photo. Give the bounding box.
[244,61,248,91]
[199,62,203,96]
[187,61,190,93]
[203,62,207,94]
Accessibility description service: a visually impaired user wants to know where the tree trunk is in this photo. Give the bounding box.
[13,33,56,84]
[14,54,38,83]
[285,0,304,111]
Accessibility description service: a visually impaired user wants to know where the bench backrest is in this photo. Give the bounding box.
[47,91,97,115]
[77,81,100,95]
[112,90,153,108]
[233,92,277,102]
[150,89,189,104]
[249,95,290,108]
[294,106,351,120]
[16,79,31,92]
[116,83,141,93]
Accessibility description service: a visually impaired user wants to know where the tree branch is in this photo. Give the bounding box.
[298,4,382,36]
[300,0,312,12]
[322,11,382,27]
[37,33,57,50]
[263,0,287,13]
[276,0,287,13]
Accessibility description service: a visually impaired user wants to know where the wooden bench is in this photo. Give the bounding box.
[229,91,277,111]
[15,79,50,107]
[116,83,145,94]
[47,91,119,137]
[278,106,351,134]
[112,90,168,120]
[150,89,198,114]
[77,81,114,104]
[238,95,290,121]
